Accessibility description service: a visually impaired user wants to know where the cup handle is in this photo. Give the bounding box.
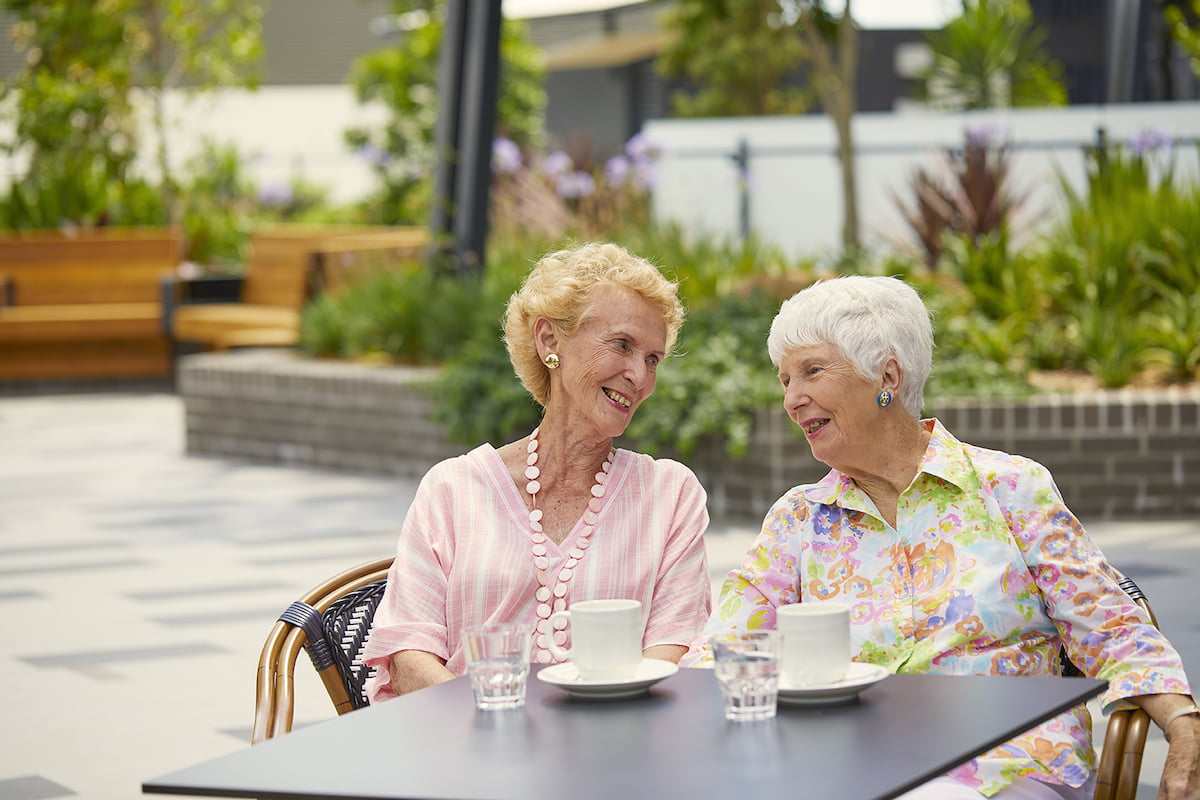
[544,610,571,661]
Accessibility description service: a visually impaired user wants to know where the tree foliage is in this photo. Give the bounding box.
[657,0,812,117]
[2,1,146,226]
[1165,0,1200,77]
[0,0,264,229]
[656,0,861,251]
[132,0,265,220]
[919,0,1067,110]
[344,1,546,225]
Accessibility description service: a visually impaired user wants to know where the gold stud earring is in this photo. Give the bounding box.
[877,389,893,408]
[543,353,560,370]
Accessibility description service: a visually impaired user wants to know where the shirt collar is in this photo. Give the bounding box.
[798,418,971,511]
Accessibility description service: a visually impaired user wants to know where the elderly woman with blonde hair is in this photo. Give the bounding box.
[689,275,1198,800]
[362,242,711,700]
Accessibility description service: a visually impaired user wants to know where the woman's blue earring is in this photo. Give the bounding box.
[876,389,893,408]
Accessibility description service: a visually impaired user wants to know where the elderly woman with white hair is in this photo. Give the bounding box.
[688,276,1198,800]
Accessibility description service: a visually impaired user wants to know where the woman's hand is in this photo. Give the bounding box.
[1128,694,1200,799]
[1160,711,1200,800]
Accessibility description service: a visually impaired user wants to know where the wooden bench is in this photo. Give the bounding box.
[309,228,429,296]
[0,227,182,382]
[164,225,428,352]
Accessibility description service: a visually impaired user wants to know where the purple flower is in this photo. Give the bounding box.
[631,160,658,191]
[541,151,573,177]
[625,132,665,161]
[492,137,522,174]
[259,182,293,208]
[965,124,1008,150]
[357,143,392,168]
[605,155,631,187]
[1130,128,1172,156]
[555,170,596,199]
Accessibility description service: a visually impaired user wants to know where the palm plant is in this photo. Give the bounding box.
[919,0,1067,110]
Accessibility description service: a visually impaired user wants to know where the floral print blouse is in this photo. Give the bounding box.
[687,419,1190,796]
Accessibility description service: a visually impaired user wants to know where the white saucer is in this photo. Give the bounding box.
[537,659,679,700]
[778,662,890,706]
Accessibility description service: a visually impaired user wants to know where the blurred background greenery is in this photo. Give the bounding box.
[1,0,1197,457]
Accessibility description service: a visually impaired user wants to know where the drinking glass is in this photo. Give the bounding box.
[712,631,780,721]
[461,623,532,710]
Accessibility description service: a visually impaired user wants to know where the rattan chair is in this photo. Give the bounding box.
[1076,571,1161,800]
[252,556,393,743]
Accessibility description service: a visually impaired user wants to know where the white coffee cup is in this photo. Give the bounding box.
[544,599,642,681]
[776,602,851,686]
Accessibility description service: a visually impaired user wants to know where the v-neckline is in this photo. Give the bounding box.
[481,443,623,552]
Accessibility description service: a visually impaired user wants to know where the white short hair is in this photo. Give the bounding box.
[767,276,933,417]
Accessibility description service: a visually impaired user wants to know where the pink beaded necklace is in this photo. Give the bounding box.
[523,426,614,663]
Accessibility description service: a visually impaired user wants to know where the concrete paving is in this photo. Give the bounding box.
[0,391,1196,800]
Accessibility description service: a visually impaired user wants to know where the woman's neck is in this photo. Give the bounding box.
[533,415,614,480]
[840,417,930,527]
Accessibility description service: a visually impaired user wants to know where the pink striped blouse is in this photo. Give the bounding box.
[362,443,712,702]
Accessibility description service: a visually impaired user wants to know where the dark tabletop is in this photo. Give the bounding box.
[144,667,1106,800]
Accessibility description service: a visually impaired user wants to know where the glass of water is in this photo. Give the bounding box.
[461,623,532,710]
[712,630,781,721]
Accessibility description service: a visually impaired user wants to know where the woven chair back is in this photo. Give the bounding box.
[322,578,388,710]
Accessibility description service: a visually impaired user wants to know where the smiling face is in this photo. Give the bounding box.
[777,342,889,473]
[540,285,667,440]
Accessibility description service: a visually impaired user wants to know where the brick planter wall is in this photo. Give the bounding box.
[180,351,1200,523]
[180,350,461,479]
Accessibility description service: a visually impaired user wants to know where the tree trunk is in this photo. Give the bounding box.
[835,99,858,252]
[836,2,859,253]
[798,0,860,253]
[143,0,176,225]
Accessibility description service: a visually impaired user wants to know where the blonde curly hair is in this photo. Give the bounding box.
[503,242,683,407]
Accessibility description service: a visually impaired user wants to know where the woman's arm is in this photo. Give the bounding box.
[637,464,712,656]
[388,650,456,696]
[1126,694,1200,800]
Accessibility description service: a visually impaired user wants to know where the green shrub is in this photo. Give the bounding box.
[408,222,1048,451]
[176,140,256,268]
[626,290,782,458]
[429,334,542,447]
[303,133,1200,459]
[300,266,490,364]
[428,226,806,451]
[1041,136,1200,385]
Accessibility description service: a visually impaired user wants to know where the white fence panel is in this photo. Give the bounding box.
[646,102,1200,261]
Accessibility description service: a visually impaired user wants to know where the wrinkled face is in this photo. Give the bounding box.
[551,286,667,439]
[777,343,880,471]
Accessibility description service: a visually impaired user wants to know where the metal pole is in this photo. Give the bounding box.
[452,0,502,277]
[428,0,468,268]
[733,138,750,241]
